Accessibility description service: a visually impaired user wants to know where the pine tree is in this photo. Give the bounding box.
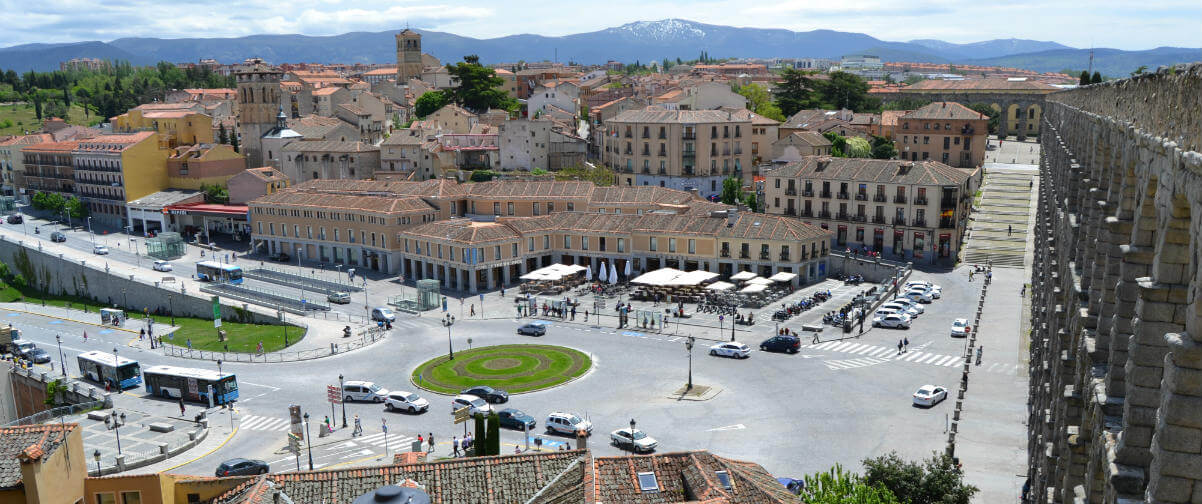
[229,130,239,153]
[1079,71,1090,85]
[486,412,500,455]
[218,123,228,144]
[473,414,487,456]
[1091,72,1102,84]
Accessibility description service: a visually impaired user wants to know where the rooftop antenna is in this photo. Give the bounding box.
[1087,46,1094,75]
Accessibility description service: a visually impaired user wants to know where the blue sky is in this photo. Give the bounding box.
[3,0,1199,49]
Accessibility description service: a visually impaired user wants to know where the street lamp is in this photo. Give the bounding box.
[303,412,314,470]
[168,294,175,326]
[443,314,456,360]
[87,217,94,245]
[93,449,101,475]
[107,411,125,456]
[112,347,119,388]
[122,288,128,311]
[629,418,636,439]
[338,374,347,428]
[685,336,695,391]
[55,334,65,377]
[129,238,140,267]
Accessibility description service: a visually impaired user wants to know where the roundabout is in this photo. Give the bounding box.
[410,344,592,395]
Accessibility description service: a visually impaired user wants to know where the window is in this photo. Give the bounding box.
[715,471,732,491]
[543,235,550,249]
[688,239,696,254]
[512,243,518,257]
[306,226,312,239]
[493,202,500,215]
[95,494,116,504]
[567,202,574,211]
[582,236,589,250]
[638,472,659,493]
[649,237,658,251]
[494,245,502,259]
[564,235,571,249]
[617,238,625,252]
[547,202,554,213]
[668,238,677,253]
[528,237,535,251]
[507,202,514,215]
[533,202,541,215]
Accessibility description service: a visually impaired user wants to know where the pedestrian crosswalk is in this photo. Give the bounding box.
[240,415,293,432]
[327,432,416,452]
[803,341,1022,373]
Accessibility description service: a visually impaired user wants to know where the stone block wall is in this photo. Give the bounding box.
[1027,63,1202,503]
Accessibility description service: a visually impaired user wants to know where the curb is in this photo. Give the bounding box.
[408,344,594,397]
[2,306,139,334]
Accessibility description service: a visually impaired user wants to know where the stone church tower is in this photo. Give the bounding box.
[235,58,284,168]
[396,29,423,84]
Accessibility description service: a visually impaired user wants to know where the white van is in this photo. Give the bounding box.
[545,412,593,436]
[342,381,389,402]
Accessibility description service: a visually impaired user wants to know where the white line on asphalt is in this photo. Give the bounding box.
[901,352,924,362]
[933,356,957,366]
[867,347,892,357]
[918,354,942,364]
[987,363,1000,372]
[945,356,964,367]
[830,342,855,352]
[851,344,877,355]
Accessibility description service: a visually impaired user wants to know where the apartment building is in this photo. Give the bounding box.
[166,143,247,189]
[72,131,169,227]
[893,102,988,168]
[110,107,214,148]
[0,134,52,197]
[20,141,78,199]
[762,157,975,263]
[278,140,380,182]
[602,106,753,199]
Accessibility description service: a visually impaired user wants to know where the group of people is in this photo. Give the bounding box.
[846,247,883,259]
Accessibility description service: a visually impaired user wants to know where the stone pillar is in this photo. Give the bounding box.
[469,269,478,293]
[442,265,451,289]
[1146,333,1202,502]
[486,268,495,291]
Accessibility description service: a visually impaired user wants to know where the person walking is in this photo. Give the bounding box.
[417,434,423,448]
[178,398,185,416]
[584,310,589,322]
[903,337,909,352]
[1008,224,1013,236]
[470,304,475,317]
[428,432,435,452]
[897,339,904,355]
[353,415,362,437]
[453,436,460,457]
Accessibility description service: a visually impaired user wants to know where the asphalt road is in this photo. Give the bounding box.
[4,264,1007,480]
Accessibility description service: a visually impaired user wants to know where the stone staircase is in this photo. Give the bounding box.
[962,167,1038,268]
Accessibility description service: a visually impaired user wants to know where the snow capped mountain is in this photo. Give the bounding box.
[606,19,708,41]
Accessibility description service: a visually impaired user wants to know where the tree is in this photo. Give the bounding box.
[486,412,501,456]
[229,130,239,153]
[200,184,229,204]
[1091,72,1102,84]
[473,414,487,456]
[816,71,879,112]
[870,135,897,160]
[64,197,88,219]
[773,68,819,118]
[845,137,872,158]
[966,103,1000,134]
[217,123,228,144]
[862,452,978,504]
[469,170,495,182]
[742,192,760,212]
[800,464,900,504]
[445,55,518,114]
[414,90,449,118]
[823,132,848,157]
[1079,70,1090,85]
[720,176,742,205]
[736,83,785,121]
[1130,65,1148,77]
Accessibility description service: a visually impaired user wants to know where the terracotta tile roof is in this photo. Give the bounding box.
[280,140,376,153]
[143,110,201,119]
[404,219,520,243]
[880,110,907,126]
[294,178,467,198]
[779,131,832,147]
[337,103,369,116]
[721,108,780,126]
[903,78,1059,92]
[467,180,594,200]
[611,107,748,125]
[23,140,80,152]
[290,115,347,128]
[589,450,796,503]
[312,87,343,96]
[243,167,288,182]
[590,186,696,206]
[0,424,77,489]
[363,68,397,76]
[900,102,987,121]
[74,131,155,152]
[772,157,971,187]
[0,134,53,147]
[251,190,434,214]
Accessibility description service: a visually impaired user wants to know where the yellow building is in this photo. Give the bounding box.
[72,131,170,227]
[0,424,87,504]
[166,143,247,190]
[111,107,215,148]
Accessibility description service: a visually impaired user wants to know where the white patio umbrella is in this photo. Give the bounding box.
[598,262,608,282]
[624,259,632,277]
[585,265,592,281]
[608,266,618,284]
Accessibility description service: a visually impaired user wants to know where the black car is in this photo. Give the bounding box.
[517,323,546,336]
[26,348,52,364]
[461,385,509,404]
[6,214,22,224]
[497,408,536,430]
[216,458,269,476]
[50,231,67,242]
[759,335,801,354]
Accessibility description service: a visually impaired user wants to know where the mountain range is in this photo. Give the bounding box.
[1,19,1197,77]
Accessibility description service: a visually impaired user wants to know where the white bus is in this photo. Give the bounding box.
[77,351,142,390]
[195,261,244,284]
[143,365,239,404]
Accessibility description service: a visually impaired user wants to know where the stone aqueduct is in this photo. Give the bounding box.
[1029,63,1202,503]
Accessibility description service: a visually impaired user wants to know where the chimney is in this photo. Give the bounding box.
[816,157,831,171]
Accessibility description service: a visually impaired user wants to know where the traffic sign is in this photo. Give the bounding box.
[326,385,342,404]
[287,432,301,453]
[453,406,471,424]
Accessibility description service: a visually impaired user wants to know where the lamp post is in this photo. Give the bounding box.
[685,336,695,391]
[303,412,314,470]
[168,294,175,326]
[443,314,456,360]
[122,288,127,311]
[112,347,119,388]
[338,374,347,428]
[55,334,65,377]
[108,410,125,456]
[629,418,637,446]
[93,449,101,475]
[87,217,94,245]
[129,237,140,267]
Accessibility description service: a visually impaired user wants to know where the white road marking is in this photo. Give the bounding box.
[706,424,746,431]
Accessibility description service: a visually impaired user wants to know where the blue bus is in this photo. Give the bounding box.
[143,365,239,405]
[196,261,243,284]
[77,351,142,390]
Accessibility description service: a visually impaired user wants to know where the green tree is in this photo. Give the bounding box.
[845,137,872,158]
[445,55,518,114]
[823,132,848,157]
[966,103,1000,134]
[217,123,228,144]
[800,464,900,504]
[200,184,229,204]
[229,129,239,153]
[1079,70,1090,85]
[414,90,449,118]
[862,452,978,504]
[473,414,487,456]
[742,192,760,212]
[736,83,785,121]
[870,135,897,160]
[486,412,501,455]
[64,197,88,219]
[553,164,615,186]
[720,176,742,205]
[817,71,879,112]
[772,68,819,118]
[1130,65,1148,77]
[1091,71,1102,84]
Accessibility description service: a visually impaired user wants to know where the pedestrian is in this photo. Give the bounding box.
[1021,285,1026,297]
[186,338,192,349]
[139,328,145,340]
[470,304,475,317]
[453,436,460,457]
[1029,180,1033,189]
[968,270,974,282]
[428,432,434,452]
[417,434,423,447]
[353,415,362,437]
[83,331,88,342]
[1008,224,1012,236]
[898,339,903,355]
[584,310,589,322]
[178,398,185,416]
[571,306,576,320]
[500,287,505,297]
[903,337,909,352]
[324,416,331,434]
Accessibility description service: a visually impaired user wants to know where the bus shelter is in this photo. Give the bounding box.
[146,232,186,260]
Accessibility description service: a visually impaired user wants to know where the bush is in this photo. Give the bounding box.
[469,170,495,182]
[862,452,978,504]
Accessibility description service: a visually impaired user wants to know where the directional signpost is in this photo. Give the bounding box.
[326,385,341,431]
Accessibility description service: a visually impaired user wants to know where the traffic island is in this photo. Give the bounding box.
[410,344,592,395]
[668,384,723,401]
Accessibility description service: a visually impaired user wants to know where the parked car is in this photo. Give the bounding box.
[872,313,912,329]
[451,394,493,417]
[777,478,806,495]
[906,281,942,298]
[546,412,592,436]
[269,252,290,262]
[371,307,395,322]
[759,335,801,354]
[873,306,907,318]
[327,292,351,304]
[880,302,920,318]
[610,427,658,453]
[384,390,429,413]
[951,318,970,338]
[517,323,546,336]
[901,289,934,303]
[25,348,51,364]
[889,297,924,314]
[215,458,269,476]
[912,385,948,407]
[497,408,536,430]
[709,342,751,359]
[92,245,109,255]
[342,381,389,402]
[460,385,509,404]
[11,341,36,359]
[152,260,173,272]
[6,214,22,224]
[50,231,66,242]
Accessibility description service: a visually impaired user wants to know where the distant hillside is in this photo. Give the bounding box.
[0,19,1196,78]
[966,46,1202,76]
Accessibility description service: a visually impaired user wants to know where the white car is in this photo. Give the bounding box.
[451,394,493,417]
[902,289,934,303]
[880,302,920,318]
[913,385,948,407]
[874,306,907,318]
[610,428,658,453]
[951,318,970,338]
[906,281,942,298]
[889,297,925,315]
[93,245,109,255]
[342,381,389,402]
[152,260,173,272]
[546,412,592,435]
[384,390,429,413]
[709,342,751,359]
[873,313,911,329]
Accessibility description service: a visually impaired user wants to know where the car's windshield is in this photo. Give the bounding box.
[380,309,393,315]
[568,415,582,424]
[368,384,381,392]
[631,430,647,440]
[405,393,420,402]
[471,398,487,407]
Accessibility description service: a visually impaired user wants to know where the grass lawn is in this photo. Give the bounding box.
[411,344,591,395]
[0,102,100,136]
[0,277,304,352]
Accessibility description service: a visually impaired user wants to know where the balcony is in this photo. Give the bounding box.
[913,218,927,227]
[872,215,886,224]
[759,251,770,260]
[682,151,696,160]
[894,195,907,204]
[818,210,831,219]
[683,132,696,140]
[779,252,790,261]
[819,191,832,198]
[801,209,813,218]
[803,189,814,197]
[855,193,868,201]
[914,196,928,206]
[784,208,797,215]
[683,167,695,176]
[940,198,958,209]
[835,212,849,221]
[852,214,867,222]
[874,193,887,202]
[893,216,907,225]
[836,192,850,200]
[785,188,797,196]
[641,167,651,174]
[720,249,731,258]
[739,251,750,259]
[939,218,956,229]
[622,166,634,174]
